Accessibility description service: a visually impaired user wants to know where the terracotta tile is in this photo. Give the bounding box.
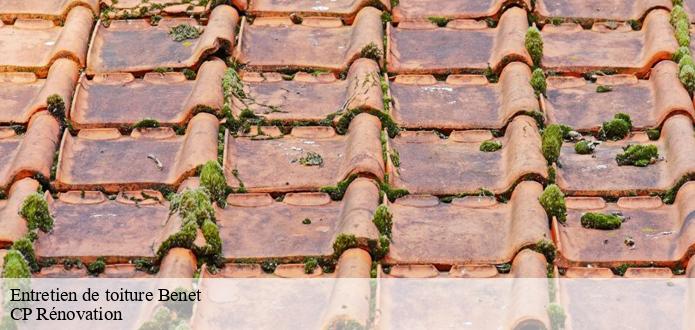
[71,58,226,129]
[391,62,539,130]
[0,112,60,191]
[553,183,695,268]
[379,249,551,330]
[685,0,695,22]
[102,0,225,17]
[387,7,531,74]
[535,0,672,23]
[55,113,219,193]
[392,0,532,22]
[0,178,40,248]
[389,115,546,195]
[86,5,238,75]
[557,115,695,196]
[248,0,390,23]
[0,6,93,78]
[157,247,198,278]
[224,113,384,192]
[542,9,677,77]
[234,58,383,123]
[34,190,178,263]
[0,0,98,23]
[544,61,694,131]
[385,181,550,266]
[217,178,379,260]
[0,59,79,124]
[234,7,384,73]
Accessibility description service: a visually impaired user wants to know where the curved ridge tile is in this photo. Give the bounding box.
[0,6,94,78]
[387,7,531,74]
[234,58,383,123]
[234,7,384,73]
[389,115,547,195]
[392,62,539,130]
[536,0,672,23]
[0,178,40,248]
[224,113,384,192]
[55,113,219,193]
[71,58,226,129]
[393,0,531,22]
[385,181,550,265]
[0,0,99,23]
[542,9,678,77]
[248,0,390,23]
[545,61,694,131]
[557,115,695,196]
[87,5,238,75]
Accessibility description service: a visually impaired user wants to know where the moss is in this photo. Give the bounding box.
[133,259,158,274]
[169,24,201,41]
[547,165,556,184]
[547,302,566,330]
[333,233,358,258]
[675,19,691,47]
[530,68,546,96]
[495,263,512,273]
[389,149,400,167]
[663,174,693,204]
[19,193,53,232]
[154,67,173,73]
[646,128,661,140]
[427,16,451,27]
[260,259,278,273]
[539,184,567,223]
[87,257,106,276]
[302,218,311,225]
[381,11,392,23]
[369,235,390,260]
[298,151,324,166]
[133,118,160,129]
[2,250,30,278]
[596,85,613,93]
[156,221,197,260]
[198,219,222,265]
[360,42,383,61]
[674,46,691,63]
[525,26,543,67]
[169,188,216,225]
[680,63,695,92]
[304,257,318,274]
[320,174,357,201]
[612,263,633,276]
[580,212,622,230]
[599,113,632,141]
[616,144,658,167]
[533,239,556,263]
[326,319,365,330]
[46,94,66,122]
[222,67,246,101]
[671,5,690,27]
[336,109,400,138]
[679,54,694,71]
[541,124,563,164]
[182,68,196,80]
[379,180,410,202]
[484,65,499,83]
[11,238,38,272]
[200,161,227,206]
[574,140,593,154]
[479,140,502,152]
[372,205,393,239]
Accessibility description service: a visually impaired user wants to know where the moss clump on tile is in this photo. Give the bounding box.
[169,188,216,224]
[304,257,318,274]
[674,46,691,63]
[479,140,502,152]
[646,128,661,140]
[541,124,564,164]
[525,26,543,67]
[200,161,228,206]
[298,151,324,166]
[675,20,691,47]
[336,109,400,138]
[495,263,512,273]
[333,233,359,258]
[616,144,658,167]
[360,42,383,61]
[320,174,357,201]
[427,16,451,27]
[19,193,53,233]
[197,219,223,265]
[381,11,392,23]
[2,250,30,278]
[87,257,106,276]
[596,85,613,93]
[370,235,390,260]
[182,68,196,80]
[379,180,410,202]
[533,239,556,263]
[530,68,547,96]
[539,184,566,223]
[46,94,66,122]
[599,113,632,141]
[11,238,38,273]
[547,302,566,330]
[133,118,160,129]
[156,221,197,260]
[679,62,695,92]
[574,140,594,154]
[373,205,393,239]
[169,24,202,42]
[580,212,622,230]
[389,149,400,167]
[260,259,279,273]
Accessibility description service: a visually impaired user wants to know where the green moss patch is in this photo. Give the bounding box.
[169,188,216,225]
[599,113,632,141]
[133,118,160,129]
[360,42,383,61]
[574,140,594,154]
[525,26,543,67]
[304,257,318,274]
[530,68,547,96]
[200,161,228,206]
[580,212,622,230]
[47,94,66,123]
[427,16,451,27]
[297,151,324,166]
[533,239,556,263]
[542,124,563,164]
[539,184,567,223]
[87,257,106,276]
[615,144,658,167]
[2,250,30,278]
[596,85,613,93]
[333,233,358,258]
[11,238,38,273]
[19,193,53,233]
[373,205,393,239]
[320,174,357,201]
[169,24,201,42]
[479,140,502,152]
[674,46,691,63]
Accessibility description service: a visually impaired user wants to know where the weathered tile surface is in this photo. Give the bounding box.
[234,7,383,73]
[248,0,390,23]
[101,0,224,18]
[0,178,40,247]
[224,113,384,192]
[391,62,539,130]
[535,0,672,22]
[87,5,237,74]
[388,115,546,195]
[392,0,532,22]
[387,7,531,74]
[0,0,99,23]
[55,113,219,192]
[544,61,694,131]
[71,58,226,129]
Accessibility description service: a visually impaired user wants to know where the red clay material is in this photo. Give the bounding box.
[0,6,93,78]
[234,58,383,123]
[557,115,695,196]
[55,113,218,193]
[391,62,539,130]
[542,9,677,77]
[102,0,214,18]
[248,0,390,23]
[216,178,379,260]
[387,7,531,74]
[544,61,693,131]
[0,0,98,23]
[388,115,546,195]
[71,58,226,129]
[224,113,384,192]
[392,0,531,22]
[0,59,79,124]
[34,190,178,264]
[553,183,695,268]
[234,7,383,73]
[535,0,672,23]
[87,5,237,75]
[0,178,40,248]
[0,112,60,192]
[385,181,550,266]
